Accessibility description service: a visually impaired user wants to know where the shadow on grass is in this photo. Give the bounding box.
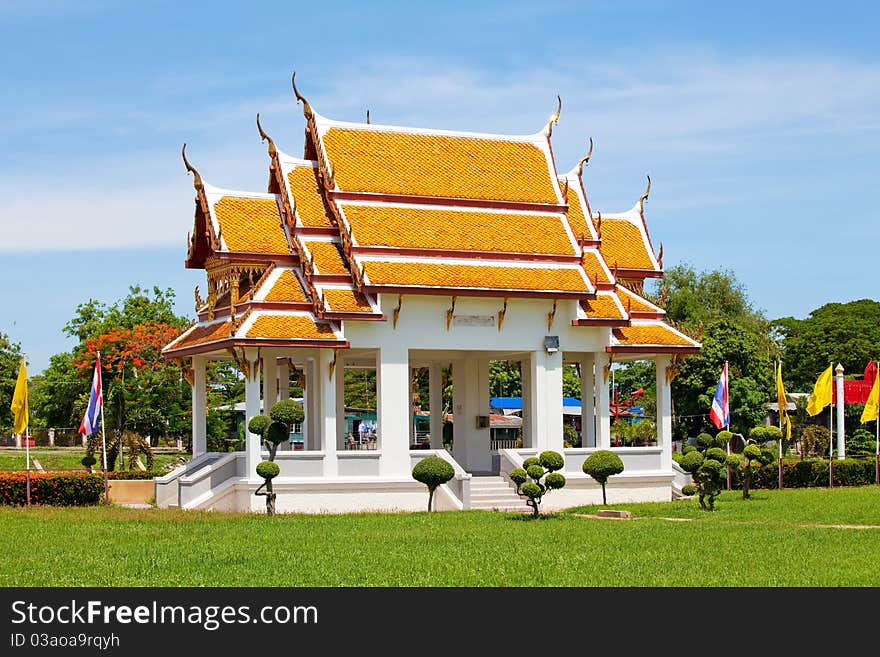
[504,512,567,522]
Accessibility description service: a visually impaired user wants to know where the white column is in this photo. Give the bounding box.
[303,358,316,450]
[191,355,207,457]
[244,348,262,479]
[429,362,444,449]
[520,352,535,447]
[836,363,845,459]
[596,353,612,449]
[378,343,410,476]
[262,353,278,414]
[278,359,290,401]
[459,357,491,472]
[539,349,564,453]
[579,353,596,448]
[656,355,673,471]
[451,359,467,464]
[336,354,346,451]
[317,349,338,477]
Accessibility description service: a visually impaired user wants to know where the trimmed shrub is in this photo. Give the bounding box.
[81,455,96,468]
[681,484,697,496]
[269,399,304,426]
[256,460,280,480]
[248,415,272,436]
[520,482,542,500]
[705,447,727,463]
[671,452,684,464]
[522,457,541,470]
[847,429,875,456]
[545,472,566,490]
[107,470,167,480]
[412,456,455,511]
[731,458,877,490]
[265,421,289,445]
[539,450,564,472]
[526,464,545,480]
[682,444,696,455]
[696,433,714,449]
[743,444,762,461]
[679,450,704,474]
[0,473,103,506]
[582,450,625,505]
[749,425,782,445]
[509,468,528,486]
[716,430,734,449]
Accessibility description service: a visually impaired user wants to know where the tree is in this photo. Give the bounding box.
[411,456,455,511]
[774,300,880,390]
[0,333,23,431]
[582,450,624,505]
[650,265,775,439]
[251,399,304,515]
[677,432,727,510]
[30,352,83,429]
[508,451,566,517]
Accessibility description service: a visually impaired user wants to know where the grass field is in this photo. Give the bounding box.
[0,449,189,472]
[1,487,878,587]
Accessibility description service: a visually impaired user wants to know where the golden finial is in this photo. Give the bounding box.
[256,113,277,157]
[366,109,371,124]
[596,211,602,239]
[576,137,593,178]
[639,175,652,213]
[657,242,664,268]
[291,71,314,120]
[546,95,562,137]
[181,143,203,191]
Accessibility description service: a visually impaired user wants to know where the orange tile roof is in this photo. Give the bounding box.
[305,241,349,275]
[286,166,335,228]
[581,250,612,283]
[321,128,559,203]
[596,219,656,270]
[582,294,625,320]
[341,205,575,255]
[167,321,232,350]
[617,286,662,314]
[564,183,593,240]
[363,261,590,293]
[613,323,696,347]
[264,270,308,303]
[213,197,289,254]
[246,315,339,340]
[323,288,373,313]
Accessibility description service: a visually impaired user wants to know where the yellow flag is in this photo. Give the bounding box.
[860,373,879,424]
[806,365,833,416]
[10,356,28,435]
[776,362,792,441]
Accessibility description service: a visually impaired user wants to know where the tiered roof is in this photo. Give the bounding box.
[163,77,698,358]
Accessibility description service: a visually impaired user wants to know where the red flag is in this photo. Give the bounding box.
[864,359,877,387]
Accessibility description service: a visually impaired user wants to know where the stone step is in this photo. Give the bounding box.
[470,487,517,495]
[470,504,531,512]
[469,496,524,506]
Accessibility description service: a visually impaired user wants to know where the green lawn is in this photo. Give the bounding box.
[1,487,879,587]
[0,449,189,472]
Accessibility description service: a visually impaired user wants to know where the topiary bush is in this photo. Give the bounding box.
[81,455,97,472]
[696,433,714,449]
[679,450,704,474]
[256,460,280,480]
[739,442,774,499]
[705,447,727,463]
[269,399,305,426]
[582,450,625,505]
[510,450,566,517]
[250,398,305,516]
[847,428,875,456]
[716,430,734,450]
[411,456,455,511]
[682,444,696,455]
[681,483,697,497]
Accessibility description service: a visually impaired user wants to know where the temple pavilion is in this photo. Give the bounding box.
[158,75,699,513]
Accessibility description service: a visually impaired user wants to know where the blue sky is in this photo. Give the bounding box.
[2,1,878,372]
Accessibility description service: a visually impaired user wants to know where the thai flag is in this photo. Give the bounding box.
[78,355,103,436]
[709,362,730,430]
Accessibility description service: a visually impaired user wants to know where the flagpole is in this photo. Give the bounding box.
[777,360,783,491]
[829,362,834,489]
[98,350,110,505]
[23,354,31,507]
[724,361,731,491]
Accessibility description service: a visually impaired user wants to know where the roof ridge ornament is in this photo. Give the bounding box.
[545,95,562,137]
[639,175,651,214]
[366,109,371,124]
[181,143,203,191]
[576,137,593,178]
[256,113,277,157]
[291,71,314,120]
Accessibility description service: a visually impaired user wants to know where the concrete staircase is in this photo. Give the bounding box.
[469,475,531,512]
